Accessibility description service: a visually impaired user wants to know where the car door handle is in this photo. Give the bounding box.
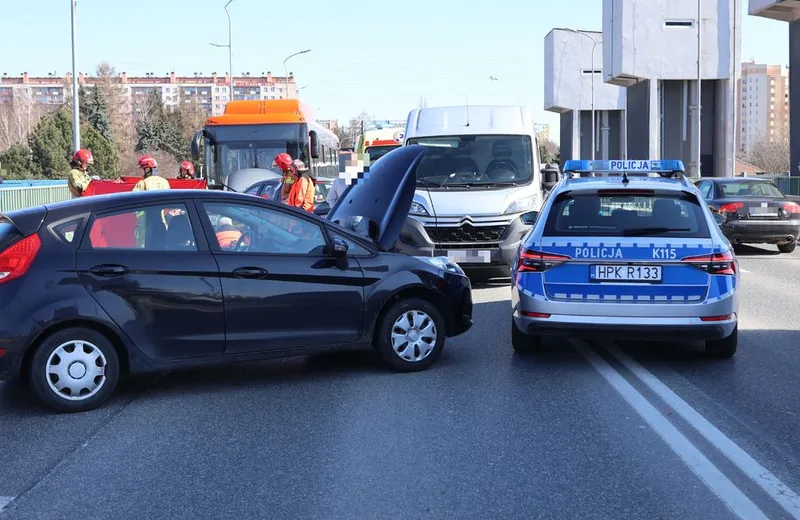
[232,267,268,279]
[90,265,129,277]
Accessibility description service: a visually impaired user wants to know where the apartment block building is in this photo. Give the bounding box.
[0,71,299,116]
[737,61,789,153]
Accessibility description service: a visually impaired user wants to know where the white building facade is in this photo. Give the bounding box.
[544,29,628,161]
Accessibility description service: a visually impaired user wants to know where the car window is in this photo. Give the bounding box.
[543,192,711,238]
[698,181,712,199]
[203,202,327,255]
[52,218,82,244]
[244,184,262,195]
[328,230,372,256]
[720,181,784,198]
[87,204,196,251]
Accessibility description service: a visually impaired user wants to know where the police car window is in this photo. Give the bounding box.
[544,192,711,238]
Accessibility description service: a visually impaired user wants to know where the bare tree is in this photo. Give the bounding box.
[746,136,790,173]
[0,90,44,149]
[538,137,560,164]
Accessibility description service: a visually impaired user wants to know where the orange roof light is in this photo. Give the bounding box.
[206,99,314,126]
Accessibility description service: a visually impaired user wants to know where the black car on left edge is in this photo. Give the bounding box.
[0,145,472,413]
[695,177,800,253]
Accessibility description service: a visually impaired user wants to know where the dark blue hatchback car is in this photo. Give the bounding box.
[0,145,472,412]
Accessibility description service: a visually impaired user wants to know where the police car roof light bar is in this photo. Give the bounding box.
[563,160,686,179]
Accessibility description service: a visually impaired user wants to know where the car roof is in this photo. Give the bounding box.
[41,189,302,216]
[557,175,692,193]
[706,177,775,183]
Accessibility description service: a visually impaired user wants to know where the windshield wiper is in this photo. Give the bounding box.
[622,227,692,236]
[416,178,443,188]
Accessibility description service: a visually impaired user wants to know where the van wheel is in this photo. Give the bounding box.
[29,328,119,413]
[705,327,737,359]
[778,242,796,253]
[512,320,544,354]
[376,298,445,372]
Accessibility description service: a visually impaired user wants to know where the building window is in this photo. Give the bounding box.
[664,20,695,27]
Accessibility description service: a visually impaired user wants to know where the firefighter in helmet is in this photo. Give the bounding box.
[133,155,171,191]
[67,149,95,198]
[178,161,196,180]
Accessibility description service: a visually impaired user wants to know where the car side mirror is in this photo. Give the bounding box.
[331,237,348,257]
[712,212,726,226]
[309,130,320,159]
[541,165,560,191]
[521,210,539,225]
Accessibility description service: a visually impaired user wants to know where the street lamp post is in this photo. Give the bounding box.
[489,76,521,105]
[210,0,235,92]
[564,29,599,160]
[283,49,311,98]
[696,0,702,177]
[70,0,80,152]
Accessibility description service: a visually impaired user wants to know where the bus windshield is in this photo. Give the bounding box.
[205,123,308,186]
[406,134,533,190]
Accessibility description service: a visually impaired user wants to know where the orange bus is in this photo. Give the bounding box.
[190,99,339,189]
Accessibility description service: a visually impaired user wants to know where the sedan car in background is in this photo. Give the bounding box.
[0,145,472,412]
[695,177,800,253]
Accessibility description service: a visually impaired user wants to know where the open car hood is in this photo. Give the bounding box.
[327,144,425,250]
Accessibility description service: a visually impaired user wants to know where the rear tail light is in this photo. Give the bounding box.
[521,311,551,318]
[681,250,736,275]
[517,249,571,272]
[782,202,800,215]
[700,314,733,322]
[718,202,743,214]
[0,233,41,285]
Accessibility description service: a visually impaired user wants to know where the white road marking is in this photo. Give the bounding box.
[602,342,800,519]
[573,340,769,520]
[740,268,751,273]
[0,496,13,511]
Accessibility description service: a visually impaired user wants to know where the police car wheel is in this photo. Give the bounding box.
[705,326,737,359]
[511,320,543,354]
[376,298,445,372]
[778,242,796,254]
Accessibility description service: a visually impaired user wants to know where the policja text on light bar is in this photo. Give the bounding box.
[563,160,686,173]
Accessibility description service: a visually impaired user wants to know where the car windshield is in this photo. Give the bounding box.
[544,191,711,238]
[720,181,785,198]
[405,135,533,189]
[365,145,400,162]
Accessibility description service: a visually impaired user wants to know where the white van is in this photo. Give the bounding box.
[397,105,552,281]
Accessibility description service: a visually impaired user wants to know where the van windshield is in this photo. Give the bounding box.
[406,135,533,189]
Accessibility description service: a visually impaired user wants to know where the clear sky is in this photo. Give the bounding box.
[0,0,792,139]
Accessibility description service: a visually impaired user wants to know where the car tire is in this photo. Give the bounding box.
[376,298,446,372]
[29,327,120,413]
[511,319,544,354]
[778,242,796,253]
[705,326,737,359]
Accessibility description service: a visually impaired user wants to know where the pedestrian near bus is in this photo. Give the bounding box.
[133,155,170,192]
[67,149,95,198]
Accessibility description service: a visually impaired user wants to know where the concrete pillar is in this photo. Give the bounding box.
[572,110,581,160]
[791,21,800,176]
[621,109,628,159]
[649,80,661,159]
[601,110,611,159]
[689,80,700,176]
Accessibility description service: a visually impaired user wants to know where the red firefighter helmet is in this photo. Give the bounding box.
[179,161,195,176]
[72,149,94,166]
[137,155,158,170]
[274,153,294,171]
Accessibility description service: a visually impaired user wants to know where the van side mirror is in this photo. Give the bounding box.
[310,130,320,159]
[541,164,560,191]
[190,130,204,161]
[521,211,539,225]
[331,237,348,257]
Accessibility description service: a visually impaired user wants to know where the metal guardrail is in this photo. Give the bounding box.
[0,185,71,213]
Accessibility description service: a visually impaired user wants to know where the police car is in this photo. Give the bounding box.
[510,159,740,358]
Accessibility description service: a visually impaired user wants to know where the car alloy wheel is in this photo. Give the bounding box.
[391,310,438,362]
[46,340,108,401]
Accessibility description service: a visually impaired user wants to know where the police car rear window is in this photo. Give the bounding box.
[543,192,711,238]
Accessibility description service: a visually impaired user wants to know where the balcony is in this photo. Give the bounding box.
[749,0,800,21]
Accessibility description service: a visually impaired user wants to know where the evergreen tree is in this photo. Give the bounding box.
[0,144,42,180]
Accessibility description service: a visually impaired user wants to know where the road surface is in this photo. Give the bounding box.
[0,244,798,519]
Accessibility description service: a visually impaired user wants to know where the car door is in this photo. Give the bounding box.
[197,199,366,354]
[76,201,226,361]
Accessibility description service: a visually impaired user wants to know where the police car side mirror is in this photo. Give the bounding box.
[712,212,726,226]
[521,211,539,225]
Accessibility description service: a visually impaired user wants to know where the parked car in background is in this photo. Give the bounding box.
[0,145,472,412]
[695,177,800,253]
